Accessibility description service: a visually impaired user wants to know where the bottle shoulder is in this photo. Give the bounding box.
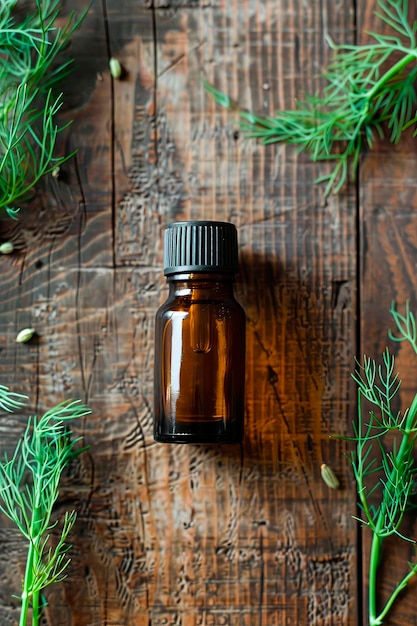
[155,296,245,322]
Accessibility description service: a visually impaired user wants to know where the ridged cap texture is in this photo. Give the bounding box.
[163,220,239,275]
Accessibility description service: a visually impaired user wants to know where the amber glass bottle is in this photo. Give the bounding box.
[153,220,245,444]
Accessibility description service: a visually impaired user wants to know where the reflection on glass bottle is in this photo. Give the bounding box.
[154,221,245,444]
[189,302,211,354]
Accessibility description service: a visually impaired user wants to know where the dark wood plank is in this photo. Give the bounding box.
[112,1,358,625]
[0,1,360,624]
[358,1,417,625]
[0,0,113,271]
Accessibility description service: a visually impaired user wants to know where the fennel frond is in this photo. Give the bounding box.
[0,0,86,218]
[0,393,91,626]
[341,302,417,625]
[205,0,417,195]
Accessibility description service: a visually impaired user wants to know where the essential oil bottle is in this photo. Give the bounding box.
[153,220,245,444]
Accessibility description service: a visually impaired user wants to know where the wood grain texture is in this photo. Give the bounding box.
[358,2,417,625]
[0,0,402,624]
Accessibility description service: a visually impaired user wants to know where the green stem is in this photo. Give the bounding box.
[367,428,416,625]
[349,50,417,146]
[365,51,417,103]
[369,527,383,625]
[19,500,42,626]
[31,575,40,626]
[375,564,417,624]
[19,540,36,626]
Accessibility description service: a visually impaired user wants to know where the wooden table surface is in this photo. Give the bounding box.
[0,1,416,624]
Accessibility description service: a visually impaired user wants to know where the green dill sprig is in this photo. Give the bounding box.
[341,302,417,625]
[0,384,27,412]
[204,0,417,195]
[0,393,90,626]
[0,0,86,219]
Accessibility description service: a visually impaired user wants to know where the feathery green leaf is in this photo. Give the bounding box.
[205,0,417,195]
[0,0,86,218]
[0,397,91,626]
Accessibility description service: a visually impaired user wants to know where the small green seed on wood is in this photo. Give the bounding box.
[320,463,340,489]
[51,166,60,178]
[15,328,36,343]
[0,242,14,254]
[109,57,122,79]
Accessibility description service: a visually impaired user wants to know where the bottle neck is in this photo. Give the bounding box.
[166,272,235,298]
